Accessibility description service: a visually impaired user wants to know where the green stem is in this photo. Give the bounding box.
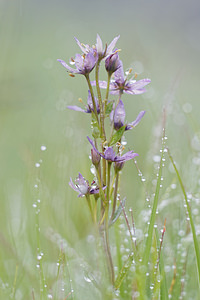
[109,92,122,143]
[104,73,111,114]
[110,170,119,221]
[85,74,99,124]
[86,194,94,222]
[95,59,105,139]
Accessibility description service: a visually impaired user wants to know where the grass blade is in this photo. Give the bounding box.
[168,148,200,287]
[142,129,166,268]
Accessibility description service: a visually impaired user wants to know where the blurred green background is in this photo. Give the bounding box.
[1,0,200,298]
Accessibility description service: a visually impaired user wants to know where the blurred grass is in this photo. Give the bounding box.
[0,0,200,298]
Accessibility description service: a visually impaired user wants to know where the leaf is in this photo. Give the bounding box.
[109,197,126,227]
[105,101,113,115]
[109,126,126,146]
[91,112,100,139]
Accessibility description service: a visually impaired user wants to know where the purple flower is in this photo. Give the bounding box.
[92,60,151,95]
[87,136,138,163]
[57,37,97,75]
[69,173,103,197]
[110,99,146,131]
[96,34,120,59]
[67,91,100,114]
[105,51,121,75]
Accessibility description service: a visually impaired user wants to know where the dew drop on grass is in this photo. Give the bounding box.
[48,295,53,299]
[34,184,38,188]
[35,162,40,168]
[37,255,42,260]
[33,203,37,208]
[36,264,40,268]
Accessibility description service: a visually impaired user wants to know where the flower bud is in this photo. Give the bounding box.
[114,161,125,172]
[91,148,101,166]
[105,52,120,74]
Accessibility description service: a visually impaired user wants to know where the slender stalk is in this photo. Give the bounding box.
[86,194,94,222]
[95,59,105,139]
[104,73,111,114]
[85,74,99,124]
[109,92,122,143]
[110,170,119,220]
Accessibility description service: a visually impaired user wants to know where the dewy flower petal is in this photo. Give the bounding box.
[69,173,89,197]
[57,38,97,75]
[69,172,103,197]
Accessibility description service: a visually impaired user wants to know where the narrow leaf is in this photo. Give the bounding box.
[109,198,126,227]
[109,126,126,146]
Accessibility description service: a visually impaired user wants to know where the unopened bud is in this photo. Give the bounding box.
[91,149,101,166]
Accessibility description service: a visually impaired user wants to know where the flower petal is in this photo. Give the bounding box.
[96,34,103,55]
[126,111,146,130]
[57,59,79,74]
[67,105,86,113]
[106,35,120,56]
[115,151,138,162]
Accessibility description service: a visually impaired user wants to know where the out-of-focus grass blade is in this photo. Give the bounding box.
[155,228,168,300]
[109,197,126,227]
[142,130,165,268]
[168,148,200,288]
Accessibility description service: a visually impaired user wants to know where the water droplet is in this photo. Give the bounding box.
[36,264,40,268]
[35,163,40,168]
[48,295,53,299]
[171,183,176,189]
[37,199,41,203]
[33,203,37,208]
[153,155,161,163]
[178,230,185,237]
[84,276,92,283]
[34,184,38,188]
[141,177,146,182]
[154,224,157,228]
[146,272,149,276]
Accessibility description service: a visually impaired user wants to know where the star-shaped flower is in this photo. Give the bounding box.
[57,37,98,75]
[87,136,138,163]
[92,60,151,95]
[69,173,103,197]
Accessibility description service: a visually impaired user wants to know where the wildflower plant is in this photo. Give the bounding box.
[57,35,200,299]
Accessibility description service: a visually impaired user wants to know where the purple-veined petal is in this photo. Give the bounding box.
[67,105,86,113]
[128,78,151,89]
[74,53,84,72]
[74,37,89,54]
[84,52,96,73]
[115,151,138,162]
[96,34,103,55]
[69,177,79,192]
[57,59,79,74]
[104,147,116,161]
[114,60,125,84]
[106,35,120,56]
[126,111,146,130]
[113,99,126,130]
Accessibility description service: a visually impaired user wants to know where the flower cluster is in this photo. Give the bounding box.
[58,34,151,285]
